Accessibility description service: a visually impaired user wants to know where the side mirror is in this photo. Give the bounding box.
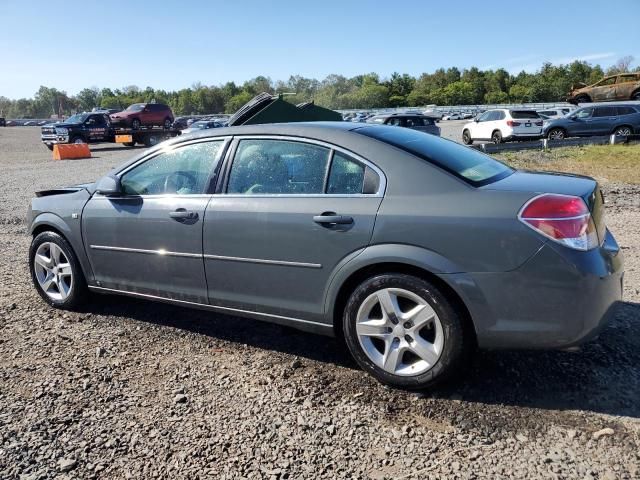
[569,115,577,121]
[95,175,122,196]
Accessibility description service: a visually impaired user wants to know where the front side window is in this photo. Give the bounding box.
[121,141,222,195]
[477,112,491,122]
[574,108,593,119]
[327,152,365,194]
[227,139,330,195]
[595,77,616,87]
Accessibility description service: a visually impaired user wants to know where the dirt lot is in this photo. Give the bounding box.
[1,127,639,479]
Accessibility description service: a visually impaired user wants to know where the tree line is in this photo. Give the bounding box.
[0,57,636,119]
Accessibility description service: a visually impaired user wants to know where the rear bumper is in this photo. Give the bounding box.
[503,133,543,142]
[442,229,624,350]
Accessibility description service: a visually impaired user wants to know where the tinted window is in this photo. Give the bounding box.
[494,111,506,120]
[617,106,636,115]
[356,126,513,186]
[327,152,365,194]
[121,141,222,195]
[227,139,330,194]
[510,110,540,119]
[594,107,617,117]
[477,112,492,122]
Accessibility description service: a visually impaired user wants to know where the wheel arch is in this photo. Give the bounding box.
[612,124,633,135]
[329,256,477,347]
[629,88,640,99]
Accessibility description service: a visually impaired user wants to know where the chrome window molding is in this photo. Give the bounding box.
[88,286,330,329]
[226,135,387,197]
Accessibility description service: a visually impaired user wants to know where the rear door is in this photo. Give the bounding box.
[202,137,384,321]
[82,139,227,302]
[590,106,618,135]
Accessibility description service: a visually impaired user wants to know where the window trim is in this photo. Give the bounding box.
[111,137,231,198]
[219,135,386,198]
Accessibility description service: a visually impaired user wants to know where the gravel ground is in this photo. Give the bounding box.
[1,127,639,479]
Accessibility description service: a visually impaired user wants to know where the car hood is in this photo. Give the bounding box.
[35,182,96,198]
[42,122,80,130]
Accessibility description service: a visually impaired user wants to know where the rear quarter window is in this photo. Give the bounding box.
[510,110,540,119]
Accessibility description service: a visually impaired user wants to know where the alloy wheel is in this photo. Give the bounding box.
[355,287,444,376]
[548,129,565,140]
[615,127,631,136]
[33,242,73,301]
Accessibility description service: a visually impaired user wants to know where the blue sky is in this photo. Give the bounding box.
[1,0,639,99]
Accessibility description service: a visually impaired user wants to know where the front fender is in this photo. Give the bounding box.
[322,243,465,321]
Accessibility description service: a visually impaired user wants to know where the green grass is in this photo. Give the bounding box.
[494,144,640,184]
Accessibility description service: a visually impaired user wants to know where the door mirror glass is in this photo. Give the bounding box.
[95,175,122,196]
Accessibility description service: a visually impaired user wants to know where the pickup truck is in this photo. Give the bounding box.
[41,112,179,150]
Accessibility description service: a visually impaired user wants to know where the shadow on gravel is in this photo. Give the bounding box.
[84,295,640,418]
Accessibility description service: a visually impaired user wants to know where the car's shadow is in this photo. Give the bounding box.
[83,296,640,418]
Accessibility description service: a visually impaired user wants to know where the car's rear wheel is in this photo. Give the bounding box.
[575,94,591,104]
[131,118,141,130]
[462,129,473,145]
[343,273,468,390]
[29,231,87,309]
[614,126,632,136]
[491,130,503,144]
[547,128,566,140]
[163,118,172,130]
[630,90,640,101]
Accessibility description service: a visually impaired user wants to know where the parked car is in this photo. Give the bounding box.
[0,117,5,127]
[462,109,544,144]
[366,113,440,136]
[567,73,640,104]
[537,108,574,119]
[110,103,174,130]
[27,122,622,390]
[543,103,640,140]
[443,113,462,120]
[422,110,443,121]
[181,120,224,134]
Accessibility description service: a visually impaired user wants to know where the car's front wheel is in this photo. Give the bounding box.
[462,129,473,145]
[343,274,468,390]
[29,231,87,309]
[547,127,566,140]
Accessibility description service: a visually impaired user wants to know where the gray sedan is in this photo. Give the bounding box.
[28,122,623,389]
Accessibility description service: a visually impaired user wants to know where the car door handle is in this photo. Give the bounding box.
[169,209,198,220]
[313,214,353,225]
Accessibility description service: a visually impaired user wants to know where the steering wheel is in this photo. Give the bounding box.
[164,171,198,194]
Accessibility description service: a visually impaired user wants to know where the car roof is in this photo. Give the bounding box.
[578,100,640,107]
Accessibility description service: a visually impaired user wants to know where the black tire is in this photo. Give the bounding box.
[45,144,54,151]
[574,94,591,104]
[632,91,640,101]
[71,136,85,144]
[491,130,503,144]
[122,142,136,147]
[163,118,172,129]
[547,127,566,140]
[342,273,468,390]
[131,118,141,130]
[29,231,88,310]
[462,129,473,145]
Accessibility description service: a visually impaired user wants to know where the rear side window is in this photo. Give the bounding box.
[327,152,365,194]
[356,126,513,186]
[227,139,330,194]
[617,106,636,115]
[510,110,540,119]
[594,107,617,117]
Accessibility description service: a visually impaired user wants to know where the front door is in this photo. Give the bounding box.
[590,76,617,101]
[85,114,109,142]
[203,137,384,321]
[568,107,595,136]
[82,139,226,303]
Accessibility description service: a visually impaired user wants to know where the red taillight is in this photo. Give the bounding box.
[518,194,598,251]
[506,120,521,127]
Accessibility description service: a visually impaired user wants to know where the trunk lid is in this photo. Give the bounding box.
[509,110,544,135]
[483,170,606,242]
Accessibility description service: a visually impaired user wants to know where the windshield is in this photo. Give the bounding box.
[126,104,145,112]
[356,126,513,186]
[64,113,90,124]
